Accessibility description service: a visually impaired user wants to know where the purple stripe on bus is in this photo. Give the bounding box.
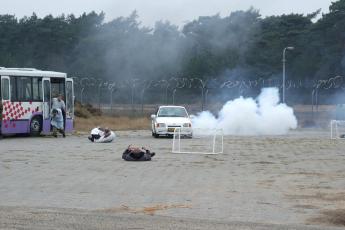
[65,119,74,133]
[1,112,74,135]
[1,120,30,134]
[42,119,51,135]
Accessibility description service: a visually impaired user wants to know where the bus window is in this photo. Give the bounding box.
[44,80,50,102]
[32,78,42,101]
[1,78,9,100]
[51,79,65,98]
[10,77,17,101]
[17,77,32,101]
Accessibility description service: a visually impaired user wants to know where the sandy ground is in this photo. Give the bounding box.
[0,129,345,229]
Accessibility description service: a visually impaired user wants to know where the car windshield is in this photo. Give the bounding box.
[158,107,188,117]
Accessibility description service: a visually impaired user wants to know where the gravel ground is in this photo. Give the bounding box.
[0,129,344,229]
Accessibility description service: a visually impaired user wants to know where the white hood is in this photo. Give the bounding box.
[155,117,191,125]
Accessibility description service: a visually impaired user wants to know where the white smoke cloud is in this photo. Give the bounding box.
[192,88,298,135]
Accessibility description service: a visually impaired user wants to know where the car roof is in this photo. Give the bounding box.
[159,105,186,109]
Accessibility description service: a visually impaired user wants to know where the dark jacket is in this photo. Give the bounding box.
[122,149,152,161]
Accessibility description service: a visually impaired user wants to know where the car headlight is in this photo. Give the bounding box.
[156,123,166,128]
[183,123,192,127]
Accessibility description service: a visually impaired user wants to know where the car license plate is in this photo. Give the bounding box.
[168,128,175,132]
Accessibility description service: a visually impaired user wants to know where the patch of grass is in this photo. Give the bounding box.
[75,116,150,132]
[74,102,149,131]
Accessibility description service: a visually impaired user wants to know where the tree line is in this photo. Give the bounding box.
[1,0,345,84]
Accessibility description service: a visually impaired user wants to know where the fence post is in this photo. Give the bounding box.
[205,89,209,110]
[165,84,170,104]
[110,89,114,114]
[80,87,85,105]
[315,87,319,112]
[311,89,315,120]
[201,87,205,111]
[172,89,177,105]
[98,84,102,110]
[141,88,146,114]
[131,85,135,113]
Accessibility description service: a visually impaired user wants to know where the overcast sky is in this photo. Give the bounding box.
[0,0,334,27]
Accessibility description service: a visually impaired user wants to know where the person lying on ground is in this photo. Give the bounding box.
[122,145,155,161]
[88,127,105,142]
[51,108,65,138]
[88,127,116,143]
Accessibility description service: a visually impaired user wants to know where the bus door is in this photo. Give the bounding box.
[1,76,10,133]
[65,78,74,132]
[42,78,51,134]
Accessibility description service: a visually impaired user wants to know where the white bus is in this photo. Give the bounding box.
[0,67,74,136]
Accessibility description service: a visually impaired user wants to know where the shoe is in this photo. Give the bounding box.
[150,152,155,157]
[88,136,94,142]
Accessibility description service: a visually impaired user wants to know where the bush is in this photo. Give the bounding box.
[85,103,102,116]
[75,101,92,118]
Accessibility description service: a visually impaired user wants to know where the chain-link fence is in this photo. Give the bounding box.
[72,76,345,121]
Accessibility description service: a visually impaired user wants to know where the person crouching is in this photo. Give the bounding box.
[51,108,65,137]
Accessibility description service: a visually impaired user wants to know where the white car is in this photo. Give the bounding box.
[151,106,193,138]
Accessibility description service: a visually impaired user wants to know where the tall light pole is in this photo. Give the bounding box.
[283,46,294,103]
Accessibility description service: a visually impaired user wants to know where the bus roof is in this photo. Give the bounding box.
[0,67,67,78]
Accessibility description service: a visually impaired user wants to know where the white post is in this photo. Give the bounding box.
[172,129,176,152]
[212,131,216,154]
[221,130,224,153]
[178,128,181,152]
[283,49,286,103]
[335,120,338,139]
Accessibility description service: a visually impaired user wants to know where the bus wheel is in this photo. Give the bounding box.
[30,116,42,136]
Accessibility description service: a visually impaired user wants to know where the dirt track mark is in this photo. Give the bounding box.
[99,204,192,215]
[308,209,345,227]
